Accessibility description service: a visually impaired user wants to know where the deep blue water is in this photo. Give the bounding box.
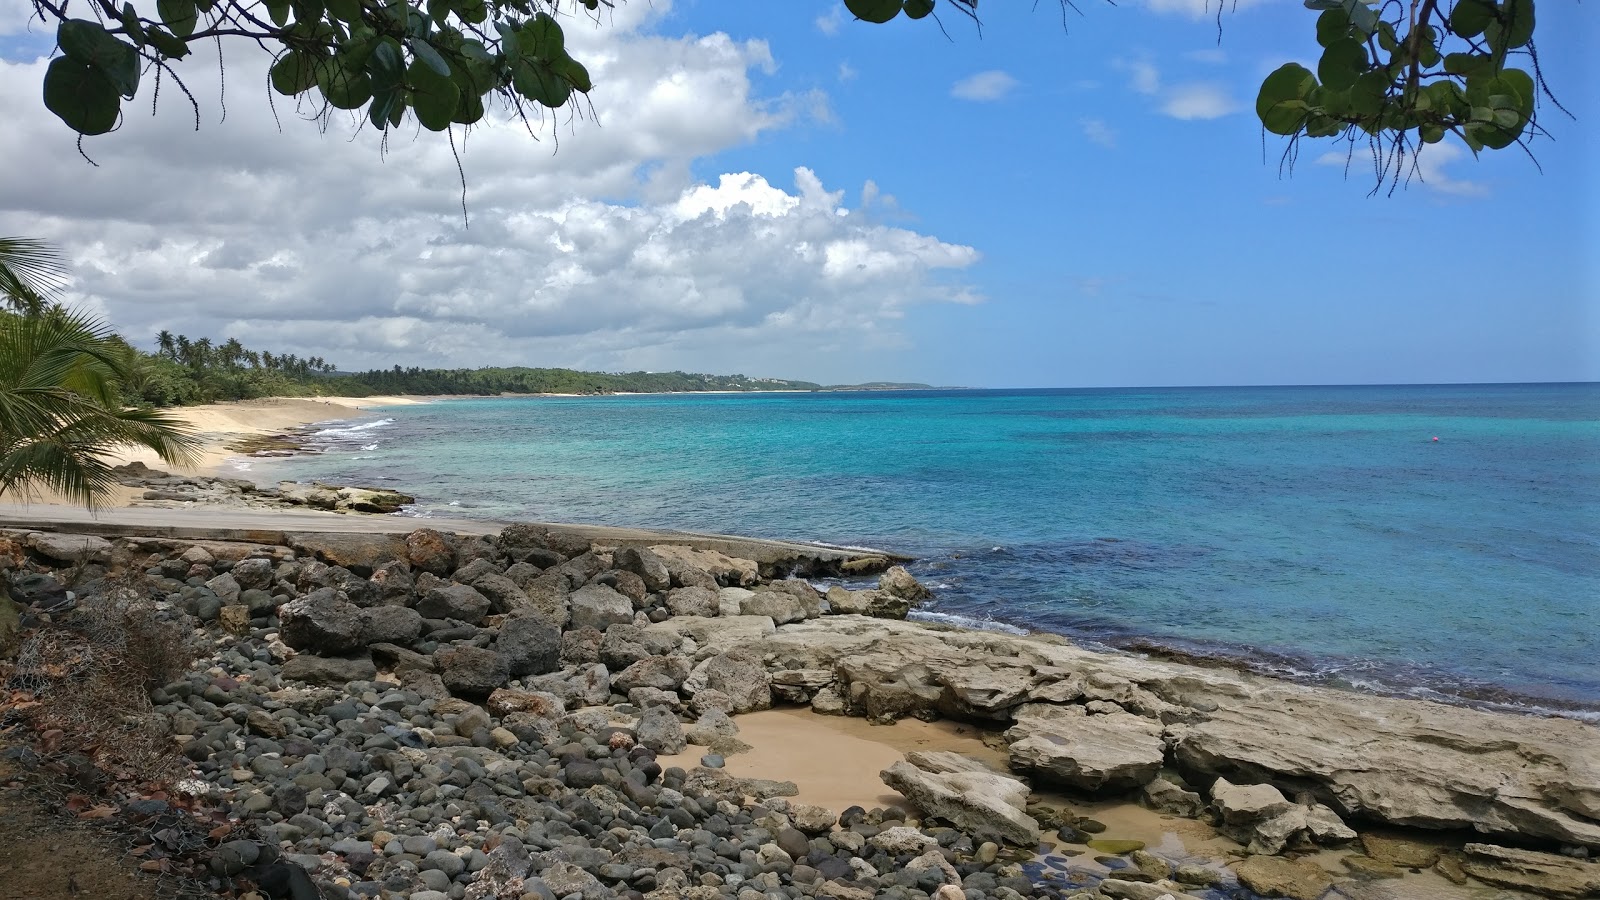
[245,385,1600,717]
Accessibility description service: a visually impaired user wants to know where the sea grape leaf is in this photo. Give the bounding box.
[42,56,121,135]
[156,0,198,38]
[845,0,902,23]
[409,59,459,130]
[58,19,140,97]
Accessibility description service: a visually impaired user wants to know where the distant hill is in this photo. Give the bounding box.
[824,382,939,391]
[339,367,827,396]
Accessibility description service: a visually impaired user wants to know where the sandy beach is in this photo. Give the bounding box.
[3,395,433,508]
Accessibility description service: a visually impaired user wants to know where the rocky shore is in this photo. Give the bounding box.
[1,521,1597,900]
[111,461,419,515]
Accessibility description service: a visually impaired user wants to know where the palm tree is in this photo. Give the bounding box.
[0,308,199,508]
[156,329,177,358]
[0,237,68,316]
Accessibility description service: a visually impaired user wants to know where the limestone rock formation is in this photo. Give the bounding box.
[879,751,1040,846]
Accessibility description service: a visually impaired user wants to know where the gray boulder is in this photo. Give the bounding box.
[1209,776,1355,855]
[741,587,809,624]
[452,557,501,585]
[230,557,276,590]
[205,572,241,604]
[613,655,691,693]
[416,582,491,624]
[526,663,611,708]
[613,546,671,593]
[516,572,570,628]
[281,654,377,685]
[438,646,509,697]
[665,586,719,618]
[636,706,687,754]
[279,587,364,655]
[569,584,633,632]
[684,650,771,713]
[599,624,676,669]
[879,751,1040,846]
[1006,705,1165,792]
[359,605,423,645]
[471,573,531,615]
[497,615,561,678]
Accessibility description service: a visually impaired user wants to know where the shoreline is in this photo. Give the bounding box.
[51,393,1599,726]
[1,513,1591,900]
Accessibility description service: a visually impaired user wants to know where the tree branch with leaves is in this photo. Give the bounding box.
[25,0,1565,193]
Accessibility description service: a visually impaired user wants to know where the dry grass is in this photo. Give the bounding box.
[7,571,197,783]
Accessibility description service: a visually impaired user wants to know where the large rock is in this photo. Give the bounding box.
[635,706,687,754]
[614,656,691,693]
[747,616,1600,851]
[1006,706,1165,792]
[879,751,1040,846]
[358,605,423,645]
[741,584,813,624]
[416,582,490,625]
[683,650,771,713]
[286,532,407,576]
[405,528,457,575]
[1461,843,1600,899]
[649,544,758,587]
[1209,777,1354,855]
[437,646,509,698]
[599,624,677,669]
[1230,856,1335,900]
[878,565,932,603]
[281,654,377,685]
[516,573,571,628]
[665,586,719,618]
[230,557,276,591]
[825,586,910,619]
[469,573,529,615]
[568,584,633,632]
[278,588,364,655]
[497,615,561,678]
[613,546,671,593]
[25,532,112,564]
[645,615,774,653]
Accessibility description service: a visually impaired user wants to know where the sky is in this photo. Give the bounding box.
[0,0,1595,388]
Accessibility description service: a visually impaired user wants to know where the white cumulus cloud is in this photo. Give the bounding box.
[951,70,1020,102]
[0,9,982,381]
[1160,83,1239,119]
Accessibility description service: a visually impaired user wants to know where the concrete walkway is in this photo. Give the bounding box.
[0,503,910,566]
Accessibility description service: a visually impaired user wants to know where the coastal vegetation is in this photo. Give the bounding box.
[25,0,1555,192]
[81,328,925,404]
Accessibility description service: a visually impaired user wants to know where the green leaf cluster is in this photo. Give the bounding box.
[1246,0,1543,163]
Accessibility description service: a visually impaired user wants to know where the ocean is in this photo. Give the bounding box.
[243,384,1600,718]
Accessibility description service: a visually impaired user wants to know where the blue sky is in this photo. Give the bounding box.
[0,0,1594,388]
[667,1,1597,387]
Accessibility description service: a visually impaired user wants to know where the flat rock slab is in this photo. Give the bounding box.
[1231,855,1337,900]
[880,756,1040,847]
[1006,707,1165,792]
[1461,843,1600,899]
[753,617,1600,850]
[24,532,112,563]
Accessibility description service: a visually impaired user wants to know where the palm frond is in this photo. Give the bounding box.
[0,237,69,314]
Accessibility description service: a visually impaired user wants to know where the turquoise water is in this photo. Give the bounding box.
[248,385,1600,716]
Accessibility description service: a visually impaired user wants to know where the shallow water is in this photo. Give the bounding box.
[246,384,1600,716]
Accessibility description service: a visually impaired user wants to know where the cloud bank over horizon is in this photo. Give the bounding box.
[0,3,979,381]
